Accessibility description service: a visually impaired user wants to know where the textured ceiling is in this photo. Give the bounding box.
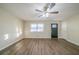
[0,3,79,21]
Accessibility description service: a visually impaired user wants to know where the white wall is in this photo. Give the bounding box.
[0,8,24,50]
[61,15,79,46]
[24,20,61,38]
[61,21,68,39]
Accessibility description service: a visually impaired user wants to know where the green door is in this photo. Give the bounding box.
[51,23,58,38]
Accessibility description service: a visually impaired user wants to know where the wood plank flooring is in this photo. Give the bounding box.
[0,38,79,55]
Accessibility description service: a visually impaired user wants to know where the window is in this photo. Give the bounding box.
[52,24,57,28]
[37,24,44,32]
[31,24,44,32]
[31,24,37,32]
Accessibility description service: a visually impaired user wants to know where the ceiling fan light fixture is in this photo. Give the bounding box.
[42,13,49,17]
[42,14,46,17]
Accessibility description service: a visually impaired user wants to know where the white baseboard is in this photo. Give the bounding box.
[0,35,23,51]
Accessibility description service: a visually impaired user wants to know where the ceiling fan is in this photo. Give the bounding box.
[35,3,59,17]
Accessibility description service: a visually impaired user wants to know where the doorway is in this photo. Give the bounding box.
[51,23,58,38]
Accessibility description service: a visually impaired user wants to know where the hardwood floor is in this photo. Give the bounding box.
[0,38,79,55]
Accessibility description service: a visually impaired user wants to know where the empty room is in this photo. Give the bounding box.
[0,3,79,55]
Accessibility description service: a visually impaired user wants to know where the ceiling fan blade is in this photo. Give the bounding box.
[49,11,59,14]
[35,9,43,12]
[38,15,43,17]
[43,3,50,11]
[43,3,56,11]
[49,3,55,9]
